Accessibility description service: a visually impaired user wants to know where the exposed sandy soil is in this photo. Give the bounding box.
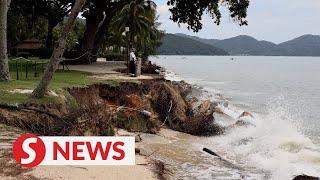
[27,155,156,180]
[0,61,188,180]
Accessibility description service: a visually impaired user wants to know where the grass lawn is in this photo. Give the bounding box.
[0,58,124,105]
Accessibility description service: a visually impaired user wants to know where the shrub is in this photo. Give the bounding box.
[38,48,53,59]
[104,53,127,61]
[17,52,30,59]
[63,50,79,59]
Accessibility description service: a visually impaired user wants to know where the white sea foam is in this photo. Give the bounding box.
[162,73,320,179]
[151,56,320,179]
[157,67,183,82]
[205,96,320,179]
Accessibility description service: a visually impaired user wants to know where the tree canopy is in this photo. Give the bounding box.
[1,0,250,95]
[167,0,249,32]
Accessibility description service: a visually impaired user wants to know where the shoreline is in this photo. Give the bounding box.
[0,124,159,180]
[0,62,217,179]
[151,57,320,179]
[0,62,166,180]
[1,60,319,180]
[0,61,266,179]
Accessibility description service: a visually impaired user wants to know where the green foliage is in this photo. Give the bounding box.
[8,0,80,50]
[108,0,163,59]
[113,111,154,133]
[16,52,30,59]
[38,48,53,59]
[53,19,85,51]
[167,0,249,32]
[0,59,125,105]
[7,11,48,48]
[0,91,63,105]
[104,53,127,61]
[7,0,251,63]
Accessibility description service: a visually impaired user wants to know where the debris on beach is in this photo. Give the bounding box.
[238,111,254,119]
[293,175,319,180]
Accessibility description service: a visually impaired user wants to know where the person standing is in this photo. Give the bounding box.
[129,48,137,75]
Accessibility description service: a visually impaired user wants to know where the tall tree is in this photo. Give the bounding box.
[31,0,86,98]
[9,0,74,48]
[78,0,108,64]
[0,0,11,81]
[110,0,153,49]
[109,0,163,59]
[41,0,74,48]
[77,0,249,64]
[77,0,130,64]
[167,0,249,32]
[141,19,164,61]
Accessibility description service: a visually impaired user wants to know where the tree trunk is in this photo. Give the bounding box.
[77,11,103,64]
[90,16,113,63]
[0,0,11,81]
[78,19,98,64]
[31,0,86,99]
[135,58,141,77]
[78,2,128,64]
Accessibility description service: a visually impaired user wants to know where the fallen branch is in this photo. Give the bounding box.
[203,148,222,158]
[203,147,244,171]
[161,100,173,126]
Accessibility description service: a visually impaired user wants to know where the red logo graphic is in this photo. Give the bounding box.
[12,136,134,166]
[13,134,46,168]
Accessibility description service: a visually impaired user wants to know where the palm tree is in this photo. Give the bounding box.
[110,0,154,50]
[140,19,164,62]
[109,0,163,59]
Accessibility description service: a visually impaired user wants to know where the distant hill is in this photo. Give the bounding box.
[278,35,320,56]
[157,34,228,55]
[175,33,220,46]
[171,33,320,56]
[214,35,287,56]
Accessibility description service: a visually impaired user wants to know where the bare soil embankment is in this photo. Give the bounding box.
[0,77,224,180]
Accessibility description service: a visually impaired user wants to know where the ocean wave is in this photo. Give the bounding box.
[204,96,320,179]
[154,62,320,179]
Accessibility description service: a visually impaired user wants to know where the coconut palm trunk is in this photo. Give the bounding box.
[0,0,11,81]
[135,57,141,77]
[31,0,86,98]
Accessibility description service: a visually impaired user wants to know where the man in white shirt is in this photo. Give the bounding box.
[129,48,137,75]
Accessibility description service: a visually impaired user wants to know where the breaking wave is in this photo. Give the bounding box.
[156,62,320,179]
[203,95,320,179]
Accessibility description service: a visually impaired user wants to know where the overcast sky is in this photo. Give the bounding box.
[154,0,320,43]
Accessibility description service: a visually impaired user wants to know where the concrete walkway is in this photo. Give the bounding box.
[65,59,162,80]
[67,59,126,74]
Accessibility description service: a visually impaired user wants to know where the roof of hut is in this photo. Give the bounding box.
[14,38,43,50]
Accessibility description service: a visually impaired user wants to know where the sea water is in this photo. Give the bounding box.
[150,56,320,180]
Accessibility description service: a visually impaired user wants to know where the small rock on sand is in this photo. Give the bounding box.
[135,134,142,142]
[238,111,254,119]
[293,175,319,180]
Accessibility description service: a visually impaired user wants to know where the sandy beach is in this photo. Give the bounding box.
[0,124,159,180]
[27,155,156,180]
